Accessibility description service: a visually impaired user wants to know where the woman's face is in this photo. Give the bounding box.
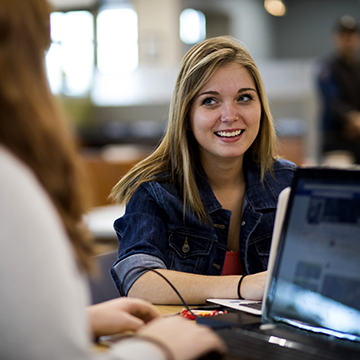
[189,62,261,166]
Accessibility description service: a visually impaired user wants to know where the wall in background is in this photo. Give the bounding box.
[273,0,360,59]
[52,0,360,164]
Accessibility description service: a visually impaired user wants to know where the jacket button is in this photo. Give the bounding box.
[241,221,246,226]
[182,239,190,253]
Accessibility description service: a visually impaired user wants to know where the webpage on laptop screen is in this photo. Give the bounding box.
[269,180,360,340]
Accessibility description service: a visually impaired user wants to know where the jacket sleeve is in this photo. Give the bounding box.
[110,184,170,295]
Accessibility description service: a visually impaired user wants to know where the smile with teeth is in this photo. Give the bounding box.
[215,129,244,138]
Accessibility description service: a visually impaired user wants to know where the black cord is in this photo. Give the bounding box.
[121,265,198,318]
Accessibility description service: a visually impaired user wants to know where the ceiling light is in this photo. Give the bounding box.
[264,0,286,17]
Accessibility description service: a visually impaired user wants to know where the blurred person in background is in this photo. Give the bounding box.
[0,0,226,359]
[317,15,360,164]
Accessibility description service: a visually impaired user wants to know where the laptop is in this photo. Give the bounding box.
[199,167,360,360]
[207,186,291,316]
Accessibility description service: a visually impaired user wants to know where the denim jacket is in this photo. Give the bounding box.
[110,158,297,295]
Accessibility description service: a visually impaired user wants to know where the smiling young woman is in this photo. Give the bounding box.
[189,62,261,166]
[110,36,297,305]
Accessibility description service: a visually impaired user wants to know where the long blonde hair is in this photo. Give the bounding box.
[0,0,95,272]
[111,36,277,222]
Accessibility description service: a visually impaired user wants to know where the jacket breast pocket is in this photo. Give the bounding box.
[247,211,275,272]
[253,233,272,256]
[251,211,275,256]
[167,231,215,274]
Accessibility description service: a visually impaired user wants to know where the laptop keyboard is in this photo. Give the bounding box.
[216,327,357,360]
[241,302,262,310]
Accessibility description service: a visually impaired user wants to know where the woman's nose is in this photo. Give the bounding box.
[220,103,238,123]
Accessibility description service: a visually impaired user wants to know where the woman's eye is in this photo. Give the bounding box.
[201,97,216,106]
[238,93,253,102]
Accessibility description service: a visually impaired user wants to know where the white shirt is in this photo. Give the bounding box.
[0,146,165,360]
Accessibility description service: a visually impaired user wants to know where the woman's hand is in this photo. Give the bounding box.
[240,271,267,300]
[137,316,227,360]
[88,297,161,338]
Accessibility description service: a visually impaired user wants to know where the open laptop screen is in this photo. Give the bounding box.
[265,168,360,341]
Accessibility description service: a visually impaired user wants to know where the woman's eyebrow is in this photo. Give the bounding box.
[198,87,257,97]
[238,87,257,93]
[197,90,219,97]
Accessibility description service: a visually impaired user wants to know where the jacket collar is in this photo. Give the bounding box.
[196,158,278,214]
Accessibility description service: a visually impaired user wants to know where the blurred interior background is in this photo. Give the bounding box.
[47,0,360,211]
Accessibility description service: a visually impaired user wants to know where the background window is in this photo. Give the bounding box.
[96,7,138,74]
[46,11,94,96]
[180,9,206,44]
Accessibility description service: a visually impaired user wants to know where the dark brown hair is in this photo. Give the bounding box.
[0,0,95,272]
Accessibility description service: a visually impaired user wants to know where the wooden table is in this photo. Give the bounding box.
[155,304,189,317]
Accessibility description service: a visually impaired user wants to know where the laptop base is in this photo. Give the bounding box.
[198,311,360,360]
